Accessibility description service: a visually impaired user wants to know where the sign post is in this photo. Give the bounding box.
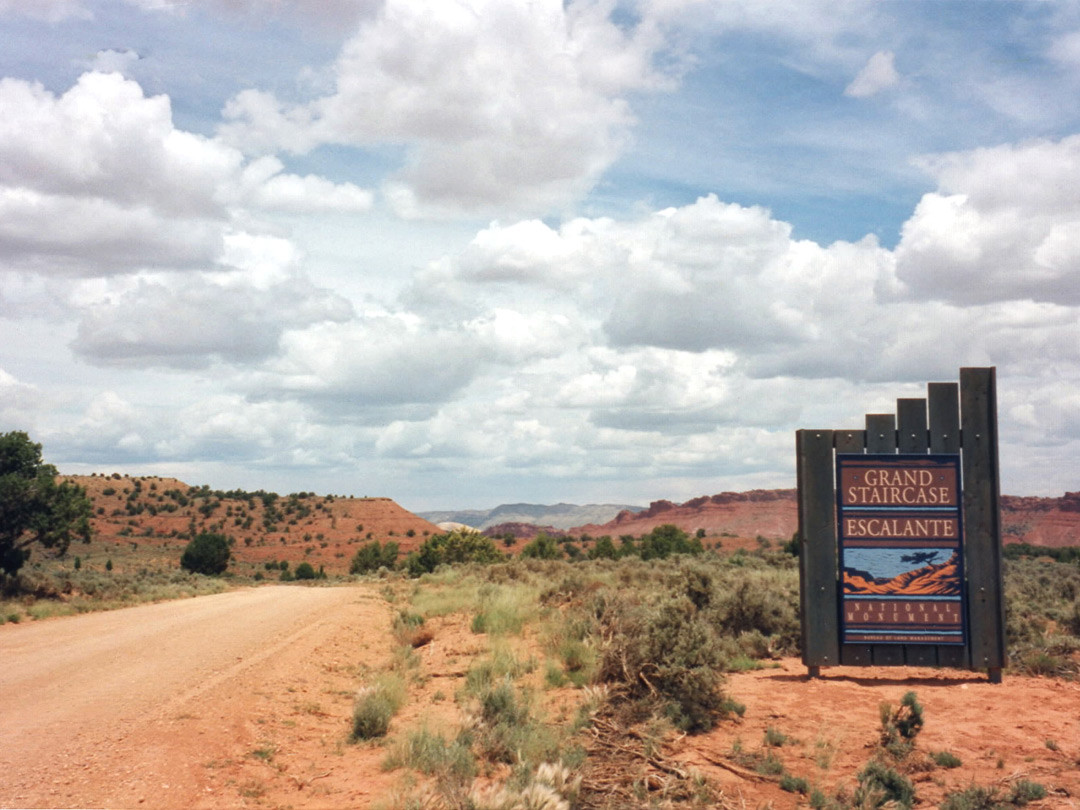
[797,368,1005,682]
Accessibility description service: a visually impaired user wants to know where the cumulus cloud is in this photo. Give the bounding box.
[0,367,44,425]
[88,48,142,75]
[70,257,353,369]
[844,50,899,97]
[0,72,376,279]
[895,135,1080,304]
[219,0,681,215]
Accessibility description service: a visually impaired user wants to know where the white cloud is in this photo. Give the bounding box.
[88,49,142,76]
[844,50,899,98]
[0,367,44,425]
[895,136,1080,304]
[219,0,681,215]
[0,0,88,20]
[1048,29,1080,67]
[0,73,375,278]
[70,263,353,368]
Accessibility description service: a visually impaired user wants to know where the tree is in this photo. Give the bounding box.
[179,532,231,575]
[0,431,92,578]
[520,533,563,560]
[349,540,399,574]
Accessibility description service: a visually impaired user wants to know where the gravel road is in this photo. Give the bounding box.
[0,585,388,808]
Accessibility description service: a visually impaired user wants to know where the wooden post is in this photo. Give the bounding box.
[960,368,1006,682]
[797,430,840,676]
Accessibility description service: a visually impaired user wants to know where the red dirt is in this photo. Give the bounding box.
[3,584,1078,809]
[686,659,1080,808]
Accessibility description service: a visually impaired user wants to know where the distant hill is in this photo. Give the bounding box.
[570,490,799,541]
[564,490,1080,549]
[418,502,643,531]
[61,474,440,577]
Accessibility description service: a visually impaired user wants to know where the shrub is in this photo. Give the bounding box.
[595,594,729,732]
[855,760,915,809]
[520,533,564,560]
[404,529,504,577]
[350,540,400,574]
[931,750,962,768]
[780,773,809,794]
[879,691,923,758]
[294,561,316,580]
[179,532,230,575]
[352,675,406,740]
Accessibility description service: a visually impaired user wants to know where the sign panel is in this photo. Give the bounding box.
[837,455,965,645]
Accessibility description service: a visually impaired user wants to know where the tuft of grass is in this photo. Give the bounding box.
[383,727,476,781]
[764,726,791,747]
[1009,779,1047,805]
[351,673,407,741]
[855,760,915,809]
[931,750,963,768]
[755,752,785,776]
[779,773,810,795]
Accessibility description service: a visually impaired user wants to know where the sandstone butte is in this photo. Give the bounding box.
[492,490,1080,550]
[59,476,1078,577]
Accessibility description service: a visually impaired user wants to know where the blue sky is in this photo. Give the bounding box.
[1,0,1078,510]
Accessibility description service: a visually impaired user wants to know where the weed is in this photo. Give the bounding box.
[764,726,791,747]
[352,674,407,741]
[384,727,476,782]
[779,773,810,794]
[879,691,923,759]
[755,752,785,776]
[854,760,915,809]
[940,780,1046,810]
[931,750,963,768]
[249,745,275,762]
[1010,779,1047,805]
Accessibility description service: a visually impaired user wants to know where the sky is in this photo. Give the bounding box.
[1,0,1079,511]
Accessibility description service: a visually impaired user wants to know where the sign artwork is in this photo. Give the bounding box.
[837,455,965,646]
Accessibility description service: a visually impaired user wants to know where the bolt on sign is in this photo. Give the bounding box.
[796,368,1006,683]
[837,455,965,646]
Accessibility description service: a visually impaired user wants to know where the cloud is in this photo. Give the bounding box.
[88,49,141,75]
[844,50,899,97]
[219,0,681,215]
[0,72,376,277]
[0,367,44,425]
[0,0,88,20]
[1048,29,1080,67]
[70,246,354,369]
[895,135,1080,304]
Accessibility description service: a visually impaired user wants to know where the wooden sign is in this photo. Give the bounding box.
[796,368,1005,682]
[837,454,965,646]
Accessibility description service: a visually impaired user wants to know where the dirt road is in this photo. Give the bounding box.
[0,585,395,809]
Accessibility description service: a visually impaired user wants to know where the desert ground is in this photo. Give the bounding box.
[1,580,1077,810]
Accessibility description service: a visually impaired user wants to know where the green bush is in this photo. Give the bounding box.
[520,534,564,560]
[350,540,399,574]
[179,532,230,575]
[294,561,316,580]
[352,675,406,740]
[879,691,923,758]
[854,760,915,809]
[594,594,729,732]
[931,750,962,768]
[404,529,504,577]
[940,781,1044,810]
